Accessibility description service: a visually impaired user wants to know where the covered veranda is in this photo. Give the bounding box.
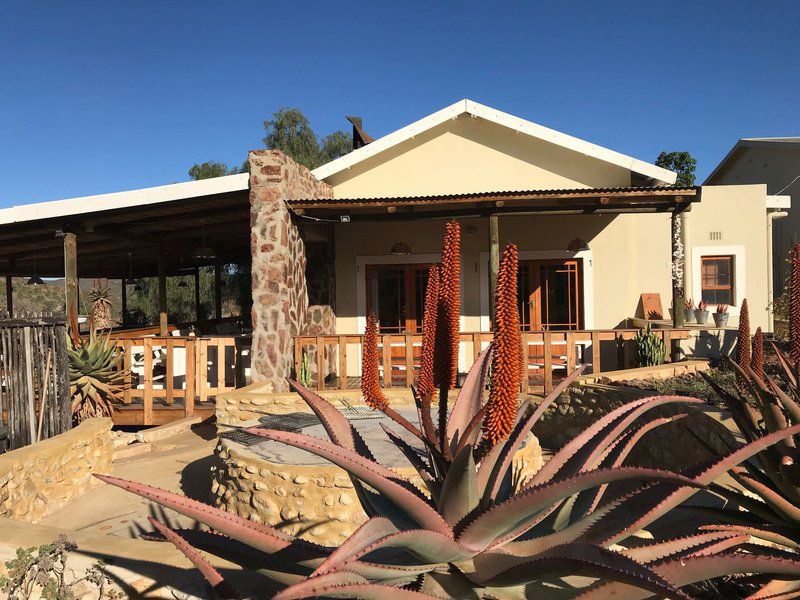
[0,175,253,425]
[288,185,701,394]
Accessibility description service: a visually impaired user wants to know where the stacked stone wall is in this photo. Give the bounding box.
[0,418,113,523]
[249,150,333,391]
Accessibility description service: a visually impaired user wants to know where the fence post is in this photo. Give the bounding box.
[382,335,393,388]
[185,338,196,417]
[316,336,325,391]
[405,334,414,388]
[543,333,553,394]
[143,338,153,425]
[591,331,601,375]
[165,338,174,405]
[338,336,347,390]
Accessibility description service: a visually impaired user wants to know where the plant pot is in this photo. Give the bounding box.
[695,309,710,324]
[684,310,696,324]
[713,313,729,327]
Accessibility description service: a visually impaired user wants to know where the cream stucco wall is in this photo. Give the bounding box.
[333,185,771,341]
[326,115,634,198]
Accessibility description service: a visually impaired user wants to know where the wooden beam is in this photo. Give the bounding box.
[489,214,499,323]
[214,261,223,319]
[63,232,78,320]
[158,251,167,336]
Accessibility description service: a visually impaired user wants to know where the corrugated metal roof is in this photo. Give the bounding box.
[289,185,699,206]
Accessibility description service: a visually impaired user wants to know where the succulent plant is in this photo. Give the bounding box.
[696,341,800,598]
[634,323,666,368]
[93,225,800,598]
[67,313,127,422]
[86,279,114,331]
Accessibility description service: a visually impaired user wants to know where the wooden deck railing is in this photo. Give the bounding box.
[294,329,690,395]
[113,335,251,425]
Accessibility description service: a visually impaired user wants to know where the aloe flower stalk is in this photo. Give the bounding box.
[417,265,439,398]
[435,220,461,454]
[482,243,522,446]
[751,326,764,380]
[361,313,388,410]
[736,298,750,384]
[792,244,800,365]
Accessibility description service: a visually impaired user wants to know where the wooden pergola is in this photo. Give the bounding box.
[0,184,250,334]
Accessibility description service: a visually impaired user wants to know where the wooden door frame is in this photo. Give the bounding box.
[480,249,595,331]
[365,263,435,333]
[521,258,583,331]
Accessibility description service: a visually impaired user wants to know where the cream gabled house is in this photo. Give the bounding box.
[306,100,778,336]
[0,99,786,421]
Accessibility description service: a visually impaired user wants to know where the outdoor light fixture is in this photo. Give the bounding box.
[567,237,590,252]
[26,252,42,285]
[390,242,411,255]
[177,280,189,288]
[192,223,217,260]
[339,215,350,223]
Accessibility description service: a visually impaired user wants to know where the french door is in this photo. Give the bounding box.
[518,259,582,331]
[365,264,435,334]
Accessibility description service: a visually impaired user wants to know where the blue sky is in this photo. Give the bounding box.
[1,1,798,205]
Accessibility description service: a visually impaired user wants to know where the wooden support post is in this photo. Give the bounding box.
[5,257,14,316]
[214,261,223,319]
[566,332,577,373]
[671,211,686,327]
[194,267,201,322]
[63,232,78,320]
[120,277,127,327]
[489,214,500,323]
[158,251,167,336]
[165,338,174,404]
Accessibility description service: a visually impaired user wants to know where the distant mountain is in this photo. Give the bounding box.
[0,278,123,322]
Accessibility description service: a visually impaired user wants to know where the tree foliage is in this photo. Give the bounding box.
[656,151,697,186]
[188,161,243,181]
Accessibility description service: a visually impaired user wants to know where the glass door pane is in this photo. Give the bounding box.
[370,268,405,333]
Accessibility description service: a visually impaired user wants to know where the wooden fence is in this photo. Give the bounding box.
[294,329,691,395]
[0,314,70,451]
[112,335,250,426]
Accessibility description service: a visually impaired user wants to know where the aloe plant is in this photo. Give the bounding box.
[67,313,127,422]
[94,225,800,598]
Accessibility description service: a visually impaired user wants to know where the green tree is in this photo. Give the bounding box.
[262,107,352,169]
[188,161,243,181]
[656,151,697,186]
[319,130,353,165]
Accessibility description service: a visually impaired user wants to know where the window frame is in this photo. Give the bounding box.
[700,254,736,306]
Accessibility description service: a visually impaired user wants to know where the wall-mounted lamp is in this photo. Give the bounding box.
[567,237,590,252]
[390,242,411,255]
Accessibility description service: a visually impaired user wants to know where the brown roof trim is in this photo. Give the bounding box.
[288,185,699,209]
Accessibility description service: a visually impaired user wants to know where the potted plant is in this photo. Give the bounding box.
[695,300,710,324]
[713,304,729,327]
[684,298,696,323]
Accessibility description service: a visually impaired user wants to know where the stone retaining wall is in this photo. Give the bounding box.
[0,418,113,523]
[534,384,736,472]
[211,434,543,546]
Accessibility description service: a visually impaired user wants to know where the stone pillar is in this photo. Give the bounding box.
[248,150,333,391]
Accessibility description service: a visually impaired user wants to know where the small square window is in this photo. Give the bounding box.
[701,255,735,306]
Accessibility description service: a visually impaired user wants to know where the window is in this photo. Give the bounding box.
[701,255,735,305]
[365,264,435,333]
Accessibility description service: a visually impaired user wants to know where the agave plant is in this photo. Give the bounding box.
[68,313,127,422]
[94,224,800,598]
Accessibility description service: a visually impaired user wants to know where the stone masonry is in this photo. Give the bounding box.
[249,150,333,391]
[0,417,113,523]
